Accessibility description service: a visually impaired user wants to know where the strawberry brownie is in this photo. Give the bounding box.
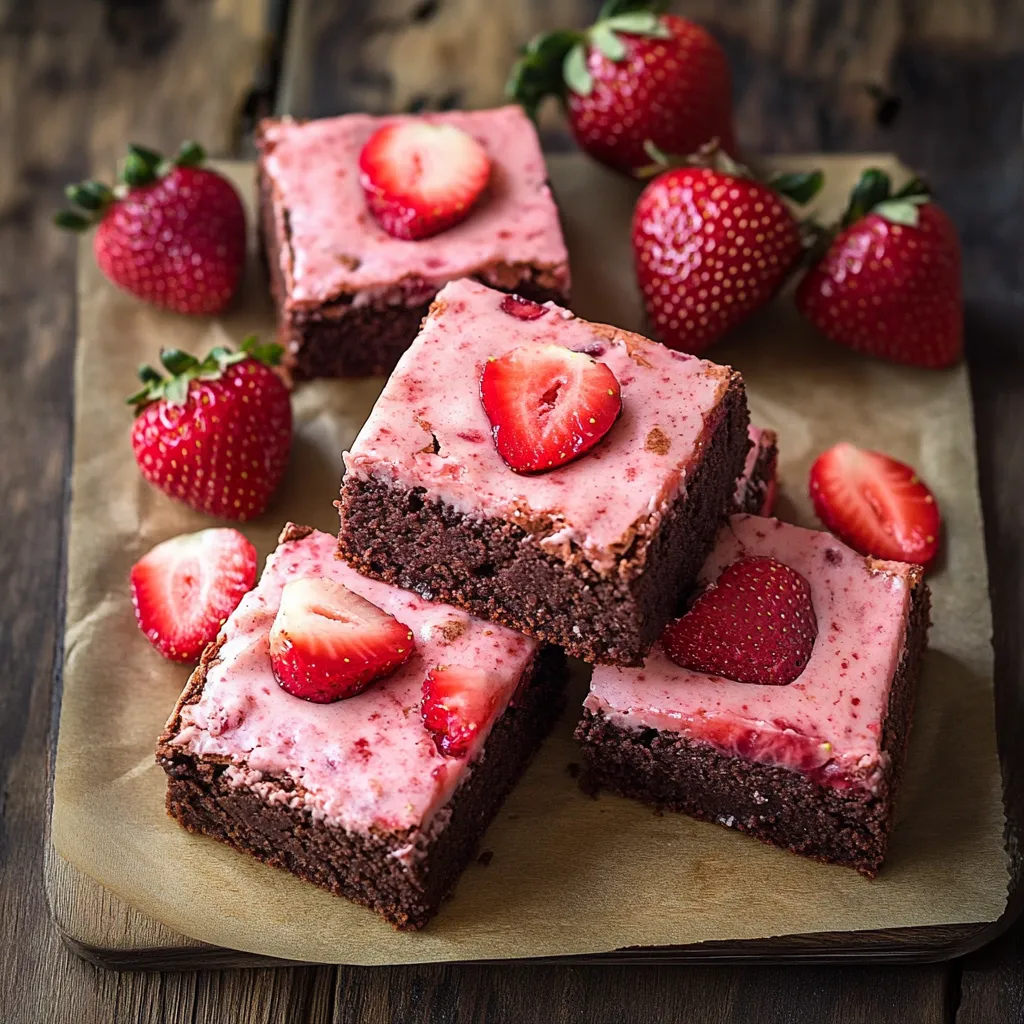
[575,514,930,876]
[157,523,565,930]
[337,278,749,666]
[734,426,778,515]
[256,106,570,380]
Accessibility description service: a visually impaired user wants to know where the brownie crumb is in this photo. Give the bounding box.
[645,426,671,455]
[477,849,494,867]
[434,620,466,644]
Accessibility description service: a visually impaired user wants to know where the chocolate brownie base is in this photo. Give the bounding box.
[734,429,778,515]
[575,575,930,877]
[158,645,566,930]
[338,373,749,666]
[256,163,569,381]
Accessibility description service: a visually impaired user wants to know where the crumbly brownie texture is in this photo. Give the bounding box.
[256,109,570,381]
[575,575,929,878]
[159,629,565,932]
[734,427,778,515]
[339,371,748,666]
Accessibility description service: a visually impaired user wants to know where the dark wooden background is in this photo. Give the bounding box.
[3,0,1024,1020]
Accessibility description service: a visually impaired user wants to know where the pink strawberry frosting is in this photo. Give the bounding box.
[167,528,537,834]
[342,278,735,574]
[259,106,569,306]
[585,515,919,792]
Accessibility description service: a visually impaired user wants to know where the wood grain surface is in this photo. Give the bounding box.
[3,0,1023,1021]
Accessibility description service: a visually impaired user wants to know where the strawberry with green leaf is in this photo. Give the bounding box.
[508,0,735,175]
[795,170,963,368]
[128,338,292,522]
[56,141,246,316]
[632,142,824,353]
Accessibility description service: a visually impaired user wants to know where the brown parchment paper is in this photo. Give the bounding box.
[51,155,1009,965]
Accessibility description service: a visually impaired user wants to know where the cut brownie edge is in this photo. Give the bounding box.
[158,645,566,931]
[281,277,568,382]
[338,372,749,666]
[574,575,930,877]
[734,428,778,515]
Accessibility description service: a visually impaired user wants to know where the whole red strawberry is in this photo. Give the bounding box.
[508,1,735,175]
[128,338,292,521]
[662,556,818,686]
[632,149,822,353]
[795,170,963,368]
[55,141,246,315]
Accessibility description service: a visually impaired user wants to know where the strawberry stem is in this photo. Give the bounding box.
[129,143,163,167]
[507,0,669,114]
[54,179,116,231]
[65,181,113,211]
[769,170,825,205]
[507,29,582,117]
[241,334,286,366]
[838,167,932,229]
[160,349,201,376]
[842,168,891,227]
[563,42,593,96]
[636,137,750,179]
[122,144,163,187]
[893,176,930,200]
[175,140,206,167]
[127,338,284,413]
[638,139,824,207]
[55,141,211,234]
[52,210,92,232]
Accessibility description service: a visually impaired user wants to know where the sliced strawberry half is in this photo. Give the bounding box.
[662,556,818,686]
[358,122,491,241]
[421,665,499,758]
[480,344,622,474]
[269,577,415,703]
[130,528,257,662]
[809,442,940,568]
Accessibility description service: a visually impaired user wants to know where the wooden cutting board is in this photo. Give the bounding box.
[46,155,1015,968]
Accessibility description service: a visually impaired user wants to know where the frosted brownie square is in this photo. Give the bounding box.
[338,277,749,666]
[256,106,570,380]
[576,514,930,876]
[157,524,565,930]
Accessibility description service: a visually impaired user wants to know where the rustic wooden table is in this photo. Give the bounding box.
[3,1,1023,1021]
